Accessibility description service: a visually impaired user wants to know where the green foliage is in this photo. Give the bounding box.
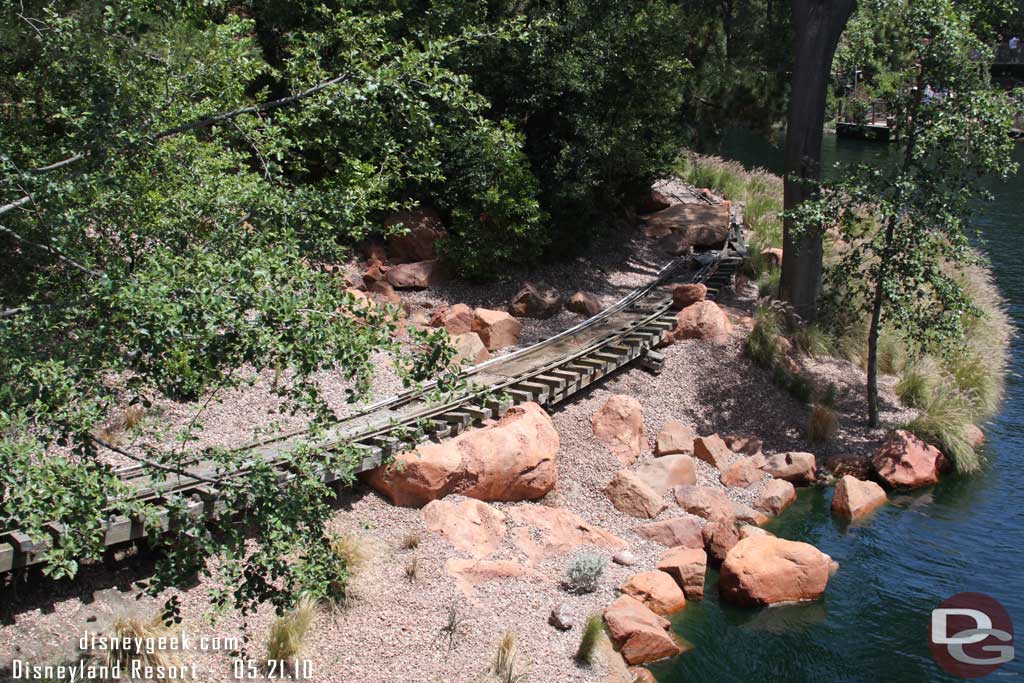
[575,614,604,665]
[563,552,607,595]
[746,305,785,369]
[906,385,981,473]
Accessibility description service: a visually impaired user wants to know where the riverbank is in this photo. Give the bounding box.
[2,174,967,682]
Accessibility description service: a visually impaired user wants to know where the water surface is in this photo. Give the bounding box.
[650,132,1024,682]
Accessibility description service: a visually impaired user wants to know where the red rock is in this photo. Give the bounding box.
[430,303,474,335]
[445,559,537,597]
[964,424,985,448]
[656,547,707,599]
[641,203,731,248]
[386,260,443,289]
[509,281,562,319]
[384,207,446,263]
[368,279,400,304]
[763,452,817,485]
[668,301,733,344]
[693,434,731,471]
[634,454,697,494]
[831,475,887,520]
[702,518,740,564]
[510,506,626,563]
[738,525,773,540]
[628,667,658,683]
[732,501,769,526]
[720,536,834,606]
[603,595,683,665]
[363,402,557,507]
[754,479,796,516]
[422,498,507,558]
[655,421,696,456]
[720,458,764,488]
[638,189,673,213]
[673,485,733,522]
[567,291,602,317]
[620,571,687,616]
[472,308,521,350]
[605,470,667,519]
[724,434,763,456]
[635,517,704,549]
[450,332,490,365]
[871,430,950,489]
[362,260,387,285]
[592,394,645,465]
[670,283,707,310]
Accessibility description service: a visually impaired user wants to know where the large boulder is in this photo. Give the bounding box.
[655,421,696,456]
[656,547,707,599]
[871,430,950,489]
[693,434,732,471]
[670,284,707,311]
[363,402,557,507]
[719,536,834,606]
[386,260,443,289]
[567,291,603,317]
[720,458,764,488]
[635,517,703,549]
[450,332,490,365]
[472,308,521,350]
[509,506,626,563]
[641,203,731,248]
[658,232,691,256]
[634,454,697,494]
[509,282,562,319]
[831,475,887,520]
[754,479,796,516]
[763,452,817,485]
[430,303,475,335]
[673,485,733,522]
[667,301,733,344]
[604,595,683,665]
[384,207,446,263]
[592,394,645,465]
[620,571,687,616]
[702,518,740,564]
[605,470,667,519]
[422,498,507,558]
[638,188,673,214]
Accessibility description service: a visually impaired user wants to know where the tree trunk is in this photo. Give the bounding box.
[779,0,856,322]
[866,217,895,427]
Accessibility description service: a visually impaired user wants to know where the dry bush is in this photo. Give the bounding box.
[266,595,318,664]
[807,405,839,443]
[404,557,419,583]
[484,632,529,683]
[330,532,370,572]
[91,614,183,681]
[400,531,421,550]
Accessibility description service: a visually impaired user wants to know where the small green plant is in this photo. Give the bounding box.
[563,552,606,595]
[808,405,838,443]
[266,595,318,665]
[575,614,604,665]
[486,632,529,683]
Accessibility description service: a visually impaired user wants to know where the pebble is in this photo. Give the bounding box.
[613,550,639,566]
[548,603,574,631]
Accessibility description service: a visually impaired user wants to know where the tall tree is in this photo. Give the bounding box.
[779,0,856,321]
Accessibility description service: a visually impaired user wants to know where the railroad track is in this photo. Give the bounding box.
[0,215,745,575]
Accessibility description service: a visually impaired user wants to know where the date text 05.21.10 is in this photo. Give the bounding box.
[233,659,314,679]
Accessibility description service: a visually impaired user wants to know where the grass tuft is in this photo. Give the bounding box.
[487,632,529,683]
[91,615,182,681]
[746,305,784,369]
[266,595,318,665]
[404,557,419,583]
[330,532,369,572]
[808,405,839,443]
[575,614,604,665]
[793,324,834,358]
[401,531,421,550]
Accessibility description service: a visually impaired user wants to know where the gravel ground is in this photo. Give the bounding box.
[1,209,915,683]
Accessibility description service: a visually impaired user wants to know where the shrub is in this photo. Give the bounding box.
[91,615,182,680]
[746,305,784,369]
[787,373,815,404]
[793,324,834,358]
[487,632,529,683]
[808,405,839,443]
[564,552,607,594]
[576,614,604,664]
[906,386,980,474]
[266,595,318,665]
